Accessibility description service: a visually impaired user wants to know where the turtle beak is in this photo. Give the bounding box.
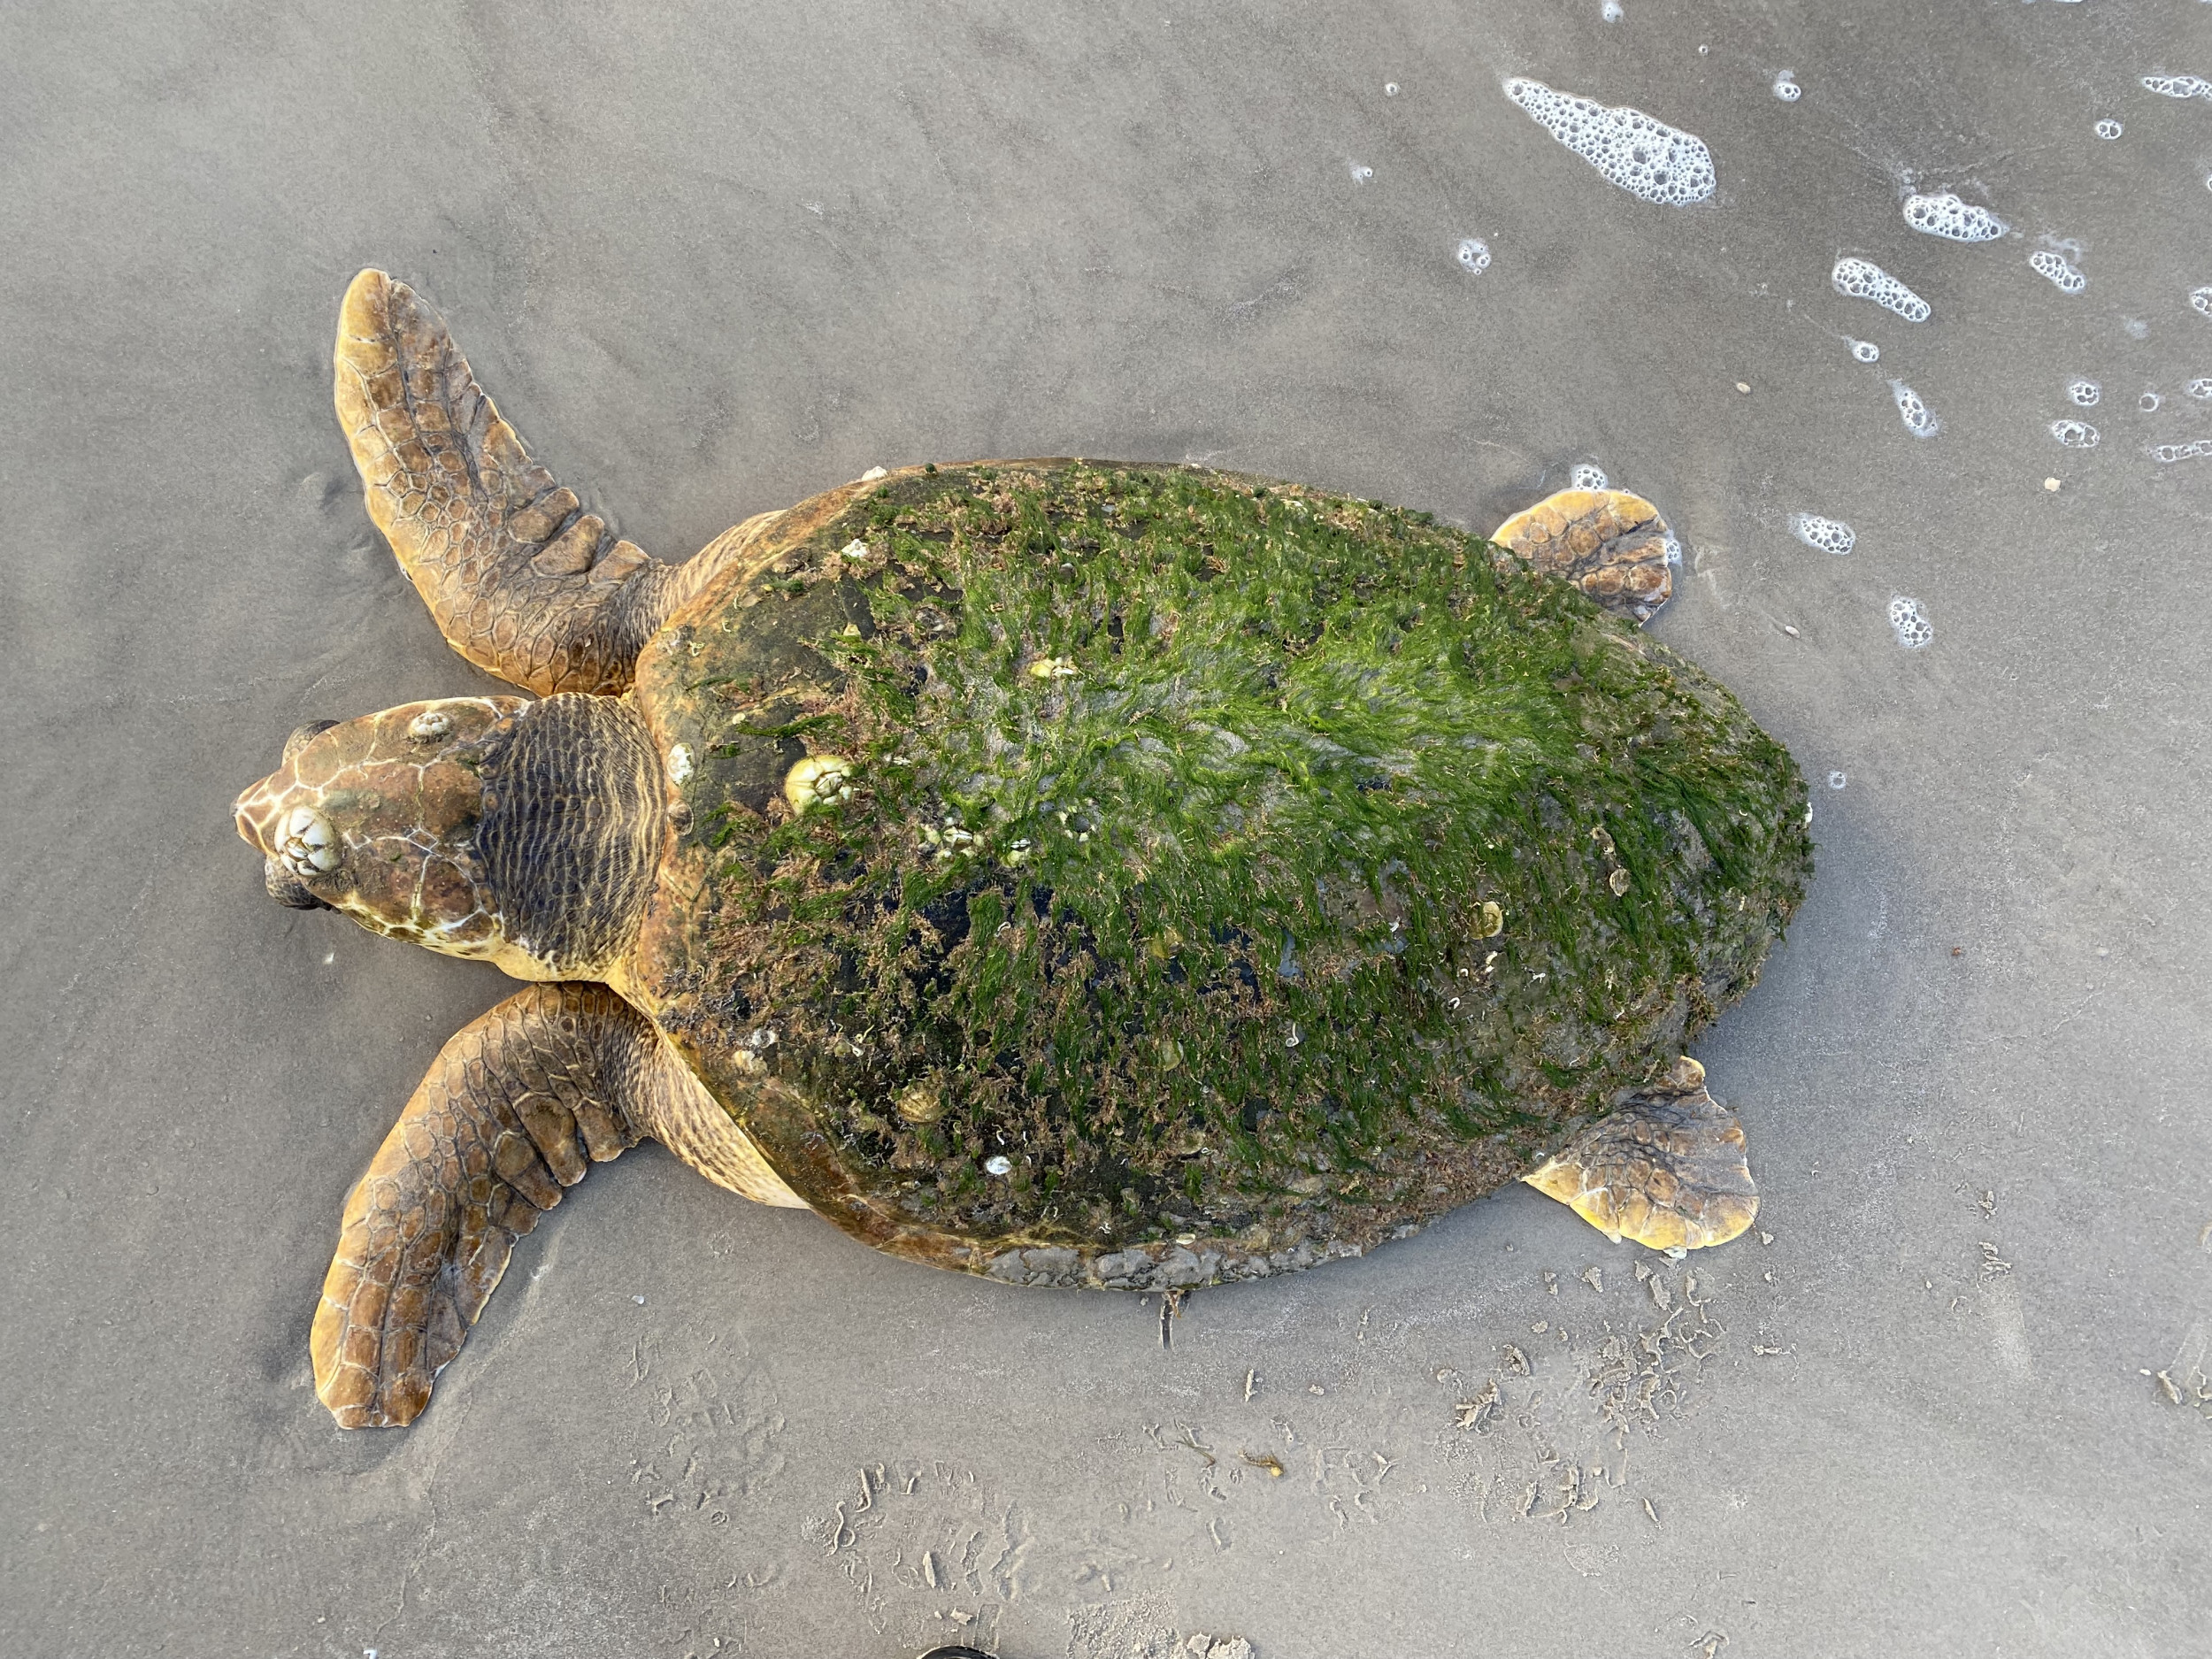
[234,769,335,910]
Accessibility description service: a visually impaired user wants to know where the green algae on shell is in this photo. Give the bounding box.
[631,461,1811,1289]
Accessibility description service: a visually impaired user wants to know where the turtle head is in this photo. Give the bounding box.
[234,698,527,956]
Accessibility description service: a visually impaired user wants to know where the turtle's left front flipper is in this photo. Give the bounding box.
[333,269,728,695]
[1522,1057,1759,1253]
[311,983,799,1429]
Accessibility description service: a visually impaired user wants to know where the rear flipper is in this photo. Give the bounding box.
[1490,487,1675,624]
[1521,1056,1759,1254]
[311,983,799,1428]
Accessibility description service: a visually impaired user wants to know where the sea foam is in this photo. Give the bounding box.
[1834,257,1931,322]
[1504,78,1717,205]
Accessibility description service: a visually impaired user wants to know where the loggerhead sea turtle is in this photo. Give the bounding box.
[234,273,1810,1428]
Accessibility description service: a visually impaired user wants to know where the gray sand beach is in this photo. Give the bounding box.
[4,2,2209,1654]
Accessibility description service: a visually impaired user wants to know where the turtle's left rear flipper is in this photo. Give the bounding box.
[1521,1056,1759,1253]
[333,270,725,695]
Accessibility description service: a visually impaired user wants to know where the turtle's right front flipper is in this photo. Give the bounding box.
[334,270,722,695]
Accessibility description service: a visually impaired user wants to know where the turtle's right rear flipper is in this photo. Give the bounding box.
[311,984,650,1427]
[333,270,712,695]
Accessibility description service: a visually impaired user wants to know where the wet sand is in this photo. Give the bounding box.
[4,2,2209,1654]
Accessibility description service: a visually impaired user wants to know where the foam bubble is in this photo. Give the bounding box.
[1851,339,1881,363]
[1902,192,2007,242]
[1891,380,1939,436]
[2193,287,2212,318]
[1503,78,1717,205]
[1571,464,1609,489]
[2049,419,2100,448]
[1888,595,1933,649]
[1349,162,1374,184]
[1601,0,1624,19]
[2141,74,2212,101]
[1385,81,1401,96]
[2153,437,2212,463]
[2029,250,2087,294]
[1455,237,1492,275]
[1834,257,1931,322]
[1789,512,1855,555]
[2094,119,2124,139]
[2187,379,2212,400]
[1773,72,1801,103]
[1827,771,1847,790]
[2139,391,2162,412]
[2068,380,2101,406]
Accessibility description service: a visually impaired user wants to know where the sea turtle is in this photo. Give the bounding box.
[234,272,1811,1429]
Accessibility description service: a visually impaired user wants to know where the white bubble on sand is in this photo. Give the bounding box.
[2094,119,2124,139]
[2049,419,2100,448]
[1834,257,1932,322]
[1828,771,1847,789]
[1571,464,1609,489]
[1891,380,1940,436]
[2068,380,2101,406]
[1789,512,1855,555]
[2139,391,2162,412]
[1601,0,1624,19]
[1888,596,1933,649]
[2193,287,2212,318]
[2187,379,2212,400]
[1503,78,1717,204]
[2141,74,2212,101]
[1456,237,1491,274]
[1349,162,1374,184]
[1774,72,1802,103]
[2029,250,2087,294]
[1902,192,2007,242]
[2153,437,2212,463]
[1385,82,1401,96]
[1851,339,1881,363]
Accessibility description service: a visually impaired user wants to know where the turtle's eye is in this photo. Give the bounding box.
[283,719,340,764]
[265,857,332,910]
[274,805,342,880]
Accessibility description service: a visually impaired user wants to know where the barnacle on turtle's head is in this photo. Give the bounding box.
[234,697,524,956]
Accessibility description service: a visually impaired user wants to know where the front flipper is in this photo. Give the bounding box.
[1521,1057,1759,1254]
[332,270,727,695]
[311,983,801,1428]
